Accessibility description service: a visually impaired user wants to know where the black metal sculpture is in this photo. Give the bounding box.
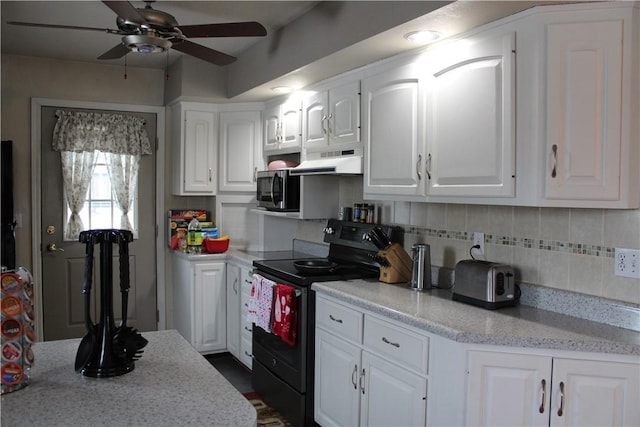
[75,229,148,377]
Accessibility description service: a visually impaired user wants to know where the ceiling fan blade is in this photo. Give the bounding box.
[7,21,121,34]
[171,40,236,66]
[179,22,267,38]
[98,44,130,60]
[102,1,147,25]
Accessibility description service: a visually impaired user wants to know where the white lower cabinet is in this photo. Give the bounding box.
[466,350,640,427]
[315,295,428,426]
[172,257,226,354]
[225,262,253,369]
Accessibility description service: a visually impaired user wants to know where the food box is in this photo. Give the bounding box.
[167,210,210,247]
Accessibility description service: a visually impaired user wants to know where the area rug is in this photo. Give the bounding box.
[243,392,293,427]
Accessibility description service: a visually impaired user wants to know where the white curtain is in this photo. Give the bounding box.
[52,110,151,239]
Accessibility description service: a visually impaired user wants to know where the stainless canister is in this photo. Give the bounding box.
[410,243,431,291]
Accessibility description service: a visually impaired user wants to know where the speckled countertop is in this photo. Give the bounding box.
[1,330,256,427]
[312,279,640,356]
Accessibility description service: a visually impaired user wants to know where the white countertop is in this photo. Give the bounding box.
[1,330,256,427]
[313,279,640,356]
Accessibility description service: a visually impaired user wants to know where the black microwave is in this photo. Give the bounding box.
[256,169,300,212]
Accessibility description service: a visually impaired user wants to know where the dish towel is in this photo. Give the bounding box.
[256,276,276,333]
[246,274,261,325]
[271,284,297,346]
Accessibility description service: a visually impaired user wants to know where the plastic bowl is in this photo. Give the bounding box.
[204,238,230,253]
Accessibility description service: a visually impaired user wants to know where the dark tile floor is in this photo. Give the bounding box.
[205,352,254,394]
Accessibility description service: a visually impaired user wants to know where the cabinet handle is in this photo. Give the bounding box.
[426,153,432,180]
[539,379,546,413]
[208,168,212,182]
[329,314,343,324]
[244,326,252,332]
[416,154,422,180]
[253,167,257,183]
[233,277,239,294]
[557,381,565,416]
[551,144,558,178]
[382,336,400,348]
[327,113,333,135]
[351,364,358,390]
[359,368,366,394]
[321,114,328,135]
[245,351,252,357]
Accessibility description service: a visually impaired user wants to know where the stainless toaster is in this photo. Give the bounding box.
[452,260,517,309]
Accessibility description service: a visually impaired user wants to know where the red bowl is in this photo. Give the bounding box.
[204,238,230,253]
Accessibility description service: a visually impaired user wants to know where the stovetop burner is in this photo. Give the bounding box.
[253,257,379,287]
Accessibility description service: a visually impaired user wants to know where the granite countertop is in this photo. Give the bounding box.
[312,279,640,356]
[1,330,256,427]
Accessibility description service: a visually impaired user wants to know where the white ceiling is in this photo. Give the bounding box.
[1,1,584,100]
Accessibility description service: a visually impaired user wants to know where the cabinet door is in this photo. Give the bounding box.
[263,103,281,151]
[183,109,217,194]
[219,111,262,192]
[280,100,302,149]
[302,91,328,149]
[466,350,551,427]
[544,20,623,201]
[315,329,361,427]
[550,359,640,427]
[426,32,515,198]
[194,262,226,353]
[363,62,426,199]
[329,81,360,146]
[360,351,427,427]
[225,263,241,359]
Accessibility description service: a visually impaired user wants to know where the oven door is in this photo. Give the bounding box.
[251,272,309,393]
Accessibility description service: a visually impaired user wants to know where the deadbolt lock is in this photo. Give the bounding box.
[46,225,56,235]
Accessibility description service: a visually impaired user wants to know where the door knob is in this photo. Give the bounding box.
[47,243,65,252]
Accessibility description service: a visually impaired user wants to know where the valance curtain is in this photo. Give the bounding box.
[52,110,151,239]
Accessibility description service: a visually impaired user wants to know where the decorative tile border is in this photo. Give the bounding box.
[405,226,615,258]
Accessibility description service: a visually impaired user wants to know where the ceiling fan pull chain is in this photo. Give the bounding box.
[165,50,169,81]
[124,54,128,80]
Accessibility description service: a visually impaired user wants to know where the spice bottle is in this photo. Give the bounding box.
[187,218,202,254]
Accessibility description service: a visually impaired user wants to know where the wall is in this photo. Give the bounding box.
[295,176,640,306]
[0,54,165,270]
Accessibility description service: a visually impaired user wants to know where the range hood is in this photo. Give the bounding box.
[289,149,363,176]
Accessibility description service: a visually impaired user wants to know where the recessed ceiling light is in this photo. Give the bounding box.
[404,30,442,43]
[271,86,293,93]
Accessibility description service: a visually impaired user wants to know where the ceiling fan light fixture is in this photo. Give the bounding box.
[122,34,171,54]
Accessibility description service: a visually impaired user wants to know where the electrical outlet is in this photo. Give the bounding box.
[614,248,640,279]
[473,232,485,256]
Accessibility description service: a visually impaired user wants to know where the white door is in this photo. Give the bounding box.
[550,359,640,427]
[544,19,623,201]
[466,350,552,427]
[360,351,427,427]
[426,32,516,198]
[315,329,361,427]
[194,262,226,353]
[363,62,426,199]
[219,111,261,192]
[225,263,241,358]
[302,91,328,149]
[329,81,360,147]
[40,106,157,341]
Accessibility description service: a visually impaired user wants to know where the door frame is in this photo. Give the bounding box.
[30,98,166,341]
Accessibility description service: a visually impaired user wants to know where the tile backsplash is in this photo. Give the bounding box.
[294,176,640,305]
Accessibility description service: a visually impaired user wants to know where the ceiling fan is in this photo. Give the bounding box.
[7,0,267,66]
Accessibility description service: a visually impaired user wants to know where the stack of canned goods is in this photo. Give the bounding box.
[1,267,34,394]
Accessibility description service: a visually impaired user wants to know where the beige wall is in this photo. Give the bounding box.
[0,54,165,270]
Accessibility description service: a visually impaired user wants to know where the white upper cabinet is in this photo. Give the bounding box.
[263,98,302,153]
[425,31,516,199]
[218,110,263,193]
[170,102,217,195]
[302,80,361,151]
[540,4,639,208]
[363,61,426,200]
